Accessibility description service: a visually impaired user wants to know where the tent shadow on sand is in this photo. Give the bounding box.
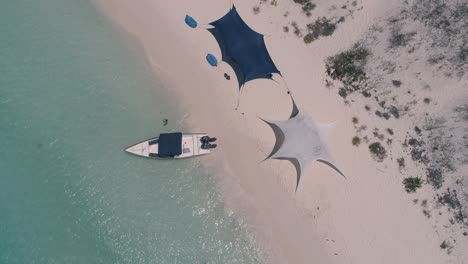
[261,99,345,191]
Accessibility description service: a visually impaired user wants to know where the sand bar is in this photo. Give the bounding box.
[96,1,453,263]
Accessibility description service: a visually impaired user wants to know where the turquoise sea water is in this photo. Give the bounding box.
[0,1,263,263]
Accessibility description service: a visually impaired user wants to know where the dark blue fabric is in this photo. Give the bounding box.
[208,6,280,88]
[158,133,182,157]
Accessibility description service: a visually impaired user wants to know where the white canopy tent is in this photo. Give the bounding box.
[262,101,344,191]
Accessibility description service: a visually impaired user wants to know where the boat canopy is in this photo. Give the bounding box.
[158,133,183,157]
[207,6,280,88]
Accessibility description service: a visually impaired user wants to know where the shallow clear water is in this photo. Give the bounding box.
[0,1,262,263]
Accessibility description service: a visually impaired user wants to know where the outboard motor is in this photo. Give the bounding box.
[201,136,217,143]
[201,142,217,150]
[201,142,210,150]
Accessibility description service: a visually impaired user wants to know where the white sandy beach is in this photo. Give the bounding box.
[96,0,466,263]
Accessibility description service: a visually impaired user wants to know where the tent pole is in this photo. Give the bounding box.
[234,84,246,111]
[274,74,293,100]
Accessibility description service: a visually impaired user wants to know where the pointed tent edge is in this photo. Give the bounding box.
[242,72,282,90]
[258,98,301,191]
[289,96,300,119]
[316,159,346,179]
[274,157,303,192]
[259,115,303,192]
[259,117,285,161]
[258,93,298,127]
[209,5,265,40]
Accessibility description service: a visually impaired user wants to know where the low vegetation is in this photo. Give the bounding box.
[411,0,468,77]
[391,80,402,87]
[437,188,462,211]
[279,0,363,45]
[397,157,405,169]
[325,45,370,98]
[303,17,337,43]
[403,177,423,193]
[414,126,422,134]
[293,0,316,17]
[291,22,302,37]
[373,131,385,141]
[455,104,468,121]
[421,199,428,207]
[440,240,449,249]
[440,240,454,254]
[352,136,361,146]
[423,209,431,218]
[368,142,387,162]
[323,0,468,249]
[389,29,416,48]
[252,6,260,15]
[426,167,443,189]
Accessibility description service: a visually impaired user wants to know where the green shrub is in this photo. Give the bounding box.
[325,45,370,97]
[403,177,423,193]
[252,6,260,15]
[391,80,402,87]
[368,142,387,161]
[352,136,361,146]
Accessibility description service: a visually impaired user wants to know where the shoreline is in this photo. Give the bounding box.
[95,1,453,263]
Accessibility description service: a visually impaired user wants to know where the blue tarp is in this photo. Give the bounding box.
[208,6,280,88]
[206,53,218,66]
[185,15,198,28]
[158,133,182,157]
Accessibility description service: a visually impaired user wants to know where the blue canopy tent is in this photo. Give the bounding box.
[207,6,280,88]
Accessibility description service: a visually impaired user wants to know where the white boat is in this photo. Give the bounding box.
[125,132,216,159]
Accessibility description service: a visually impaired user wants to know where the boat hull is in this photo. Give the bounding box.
[125,134,210,159]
